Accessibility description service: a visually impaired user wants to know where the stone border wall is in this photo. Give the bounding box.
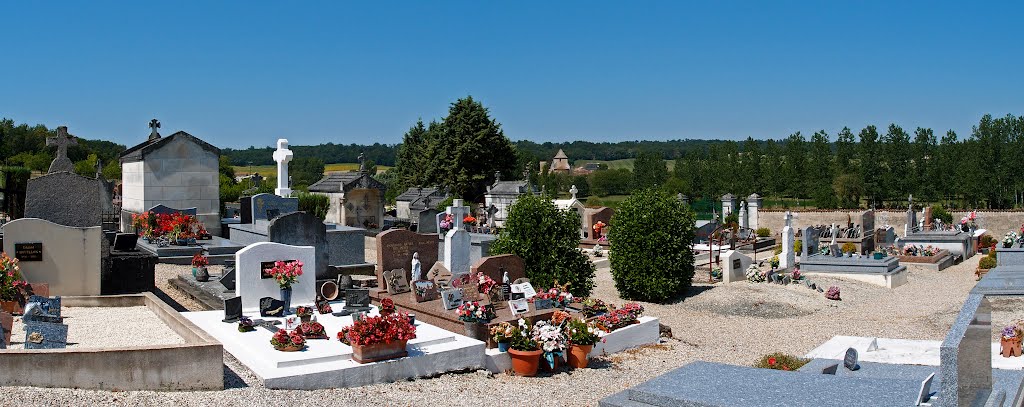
[0,293,223,391]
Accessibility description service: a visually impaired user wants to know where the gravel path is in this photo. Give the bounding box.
[8,306,185,350]
[1,251,1017,406]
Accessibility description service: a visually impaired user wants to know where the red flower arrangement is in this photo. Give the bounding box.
[463,215,477,225]
[295,306,314,317]
[296,322,328,339]
[594,302,644,333]
[337,313,417,346]
[132,211,206,242]
[270,329,306,351]
[267,260,303,289]
[457,301,496,323]
[476,272,496,294]
[379,298,396,315]
[191,253,209,268]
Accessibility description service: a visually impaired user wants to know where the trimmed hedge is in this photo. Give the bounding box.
[609,189,695,303]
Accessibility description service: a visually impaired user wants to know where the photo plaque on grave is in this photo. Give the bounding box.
[441,288,464,310]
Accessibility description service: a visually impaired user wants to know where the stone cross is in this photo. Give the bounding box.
[570,185,578,200]
[486,204,498,228]
[272,139,293,197]
[784,211,793,228]
[447,199,471,231]
[46,126,77,173]
[148,119,161,141]
[358,152,366,173]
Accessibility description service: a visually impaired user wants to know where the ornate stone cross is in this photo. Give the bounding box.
[570,185,578,200]
[148,119,161,141]
[272,139,294,197]
[46,126,77,173]
[447,199,471,231]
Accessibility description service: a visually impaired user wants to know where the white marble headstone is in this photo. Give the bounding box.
[235,242,316,312]
[444,228,471,276]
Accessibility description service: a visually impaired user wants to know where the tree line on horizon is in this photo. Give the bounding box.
[3,110,1023,209]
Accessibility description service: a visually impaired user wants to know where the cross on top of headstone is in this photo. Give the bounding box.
[570,185,578,200]
[784,211,793,228]
[46,126,77,173]
[447,199,470,230]
[358,152,367,173]
[148,119,161,141]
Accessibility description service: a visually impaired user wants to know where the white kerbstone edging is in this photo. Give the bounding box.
[484,316,660,373]
[183,305,485,389]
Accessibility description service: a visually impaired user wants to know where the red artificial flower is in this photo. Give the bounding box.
[768,357,777,365]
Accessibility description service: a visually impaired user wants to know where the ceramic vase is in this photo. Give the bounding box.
[280,286,293,315]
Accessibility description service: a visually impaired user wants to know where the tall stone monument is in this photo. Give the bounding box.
[272,139,293,198]
[444,199,472,276]
[780,211,795,270]
[747,193,761,230]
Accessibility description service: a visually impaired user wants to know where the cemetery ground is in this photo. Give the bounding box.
[1,242,1017,406]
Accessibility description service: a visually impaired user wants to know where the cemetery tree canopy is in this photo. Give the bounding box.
[609,188,696,303]
[394,96,519,200]
[490,194,596,297]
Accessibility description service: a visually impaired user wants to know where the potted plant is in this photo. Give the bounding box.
[337,313,417,363]
[295,306,315,323]
[1004,232,1018,249]
[581,298,609,318]
[790,267,802,282]
[1001,323,1023,358]
[270,329,306,352]
[978,255,997,280]
[238,317,255,333]
[490,321,515,352]
[507,318,542,376]
[463,215,477,228]
[297,321,328,339]
[533,320,567,371]
[457,301,496,341]
[769,255,780,270]
[0,253,27,314]
[564,318,601,368]
[267,260,304,314]
[191,253,210,281]
[379,298,396,317]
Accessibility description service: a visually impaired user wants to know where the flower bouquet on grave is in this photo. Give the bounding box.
[532,320,567,371]
[439,214,454,233]
[825,286,842,301]
[1004,232,1019,249]
[507,319,542,376]
[338,313,417,363]
[745,264,765,283]
[379,298,396,316]
[463,215,477,228]
[790,267,802,282]
[237,316,255,333]
[270,328,306,352]
[295,306,315,323]
[476,272,497,295]
[581,298,609,318]
[564,317,603,368]
[1001,322,1024,357]
[297,321,328,339]
[268,260,304,313]
[0,253,28,314]
[710,267,722,280]
[769,255,780,270]
[491,322,516,352]
[457,301,496,341]
[595,307,640,333]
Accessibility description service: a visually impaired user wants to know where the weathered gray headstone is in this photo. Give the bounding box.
[803,226,820,259]
[268,211,328,279]
[24,172,102,227]
[251,193,298,222]
[418,209,440,234]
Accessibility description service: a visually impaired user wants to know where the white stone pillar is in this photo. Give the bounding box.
[747,193,762,231]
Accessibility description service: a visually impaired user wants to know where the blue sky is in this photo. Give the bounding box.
[2,1,1021,149]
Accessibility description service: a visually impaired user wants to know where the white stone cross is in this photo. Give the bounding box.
[272,139,294,197]
[447,199,471,230]
[570,185,578,200]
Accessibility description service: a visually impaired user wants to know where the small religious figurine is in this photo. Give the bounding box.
[503,269,510,285]
[412,252,423,280]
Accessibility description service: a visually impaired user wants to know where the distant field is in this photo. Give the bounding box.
[234,163,391,176]
[573,159,675,171]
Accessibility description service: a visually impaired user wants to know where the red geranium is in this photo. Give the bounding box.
[338,313,416,346]
[768,357,777,365]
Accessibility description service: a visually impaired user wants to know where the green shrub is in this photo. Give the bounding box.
[297,192,329,221]
[608,189,695,303]
[841,242,857,254]
[930,205,953,224]
[724,212,739,225]
[754,352,810,371]
[981,234,996,249]
[756,227,771,238]
[980,256,997,269]
[490,194,596,297]
[794,239,802,254]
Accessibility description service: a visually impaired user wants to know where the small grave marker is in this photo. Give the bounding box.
[821,363,839,375]
[441,288,464,310]
[223,297,242,323]
[511,282,537,299]
[384,269,411,295]
[916,372,935,406]
[534,298,554,310]
[844,347,860,371]
[344,289,371,311]
[867,337,879,352]
[259,297,286,317]
[413,280,439,302]
[23,321,68,349]
[509,298,529,315]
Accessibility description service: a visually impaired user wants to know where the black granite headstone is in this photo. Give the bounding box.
[219,263,236,291]
[268,211,328,279]
[259,297,285,317]
[0,323,5,349]
[844,348,859,371]
[344,288,371,311]
[223,297,242,323]
[240,196,253,224]
[113,233,139,251]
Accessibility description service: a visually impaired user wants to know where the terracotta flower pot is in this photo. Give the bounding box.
[0,300,22,316]
[351,339,409,364]
[508,348,543,377]
[567,344,594,368]
[1001,336,1022,358]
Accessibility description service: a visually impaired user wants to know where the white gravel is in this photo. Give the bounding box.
[0,250,1017,407]
[8,306,185,349]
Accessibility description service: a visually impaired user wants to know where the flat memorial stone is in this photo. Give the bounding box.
[23,321,68,349]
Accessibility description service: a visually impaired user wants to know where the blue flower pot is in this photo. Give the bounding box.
[497,342,510,352]
[280,287,293,315]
